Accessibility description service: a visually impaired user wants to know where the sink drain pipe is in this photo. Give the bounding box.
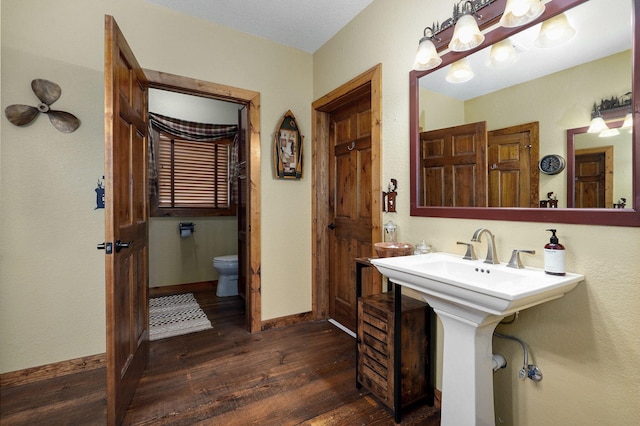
[493,332,543,382]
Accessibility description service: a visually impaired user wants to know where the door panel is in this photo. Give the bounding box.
[487,122,539,207]
[328,88,379,332]
[104,15,149,425]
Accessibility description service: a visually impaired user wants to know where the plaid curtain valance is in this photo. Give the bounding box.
[148,112,237,142]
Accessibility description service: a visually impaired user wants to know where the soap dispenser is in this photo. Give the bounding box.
[544,229,566,276]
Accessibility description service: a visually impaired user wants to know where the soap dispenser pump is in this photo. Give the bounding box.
[544,229,566,276]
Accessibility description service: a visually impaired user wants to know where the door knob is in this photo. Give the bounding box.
[97,242,113,254]
[115,240,133,253]
[327,223,335,230]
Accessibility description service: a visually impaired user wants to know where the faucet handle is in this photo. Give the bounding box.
[507,249,536,269]
[456,241,477,260]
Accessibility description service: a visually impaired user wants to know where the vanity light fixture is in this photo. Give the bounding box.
[411,0,550,70]
[446,58,475,83]
[500,0,545,28]
[449,1,485,52]
[534,13,576,48]
[587,109,610,134]
[588,92,633,136]
[413,27,442,71]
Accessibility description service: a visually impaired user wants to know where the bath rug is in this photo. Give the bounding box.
[148,293,212,341]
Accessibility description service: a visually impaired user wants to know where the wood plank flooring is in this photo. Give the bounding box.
[1,286,440,425]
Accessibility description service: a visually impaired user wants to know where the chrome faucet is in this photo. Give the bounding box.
[471,228,499,264]
[507,249,535,269]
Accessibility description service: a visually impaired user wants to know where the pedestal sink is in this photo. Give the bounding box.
[370,252,584,426]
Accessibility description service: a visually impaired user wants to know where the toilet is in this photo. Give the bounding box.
[213,255,239,297]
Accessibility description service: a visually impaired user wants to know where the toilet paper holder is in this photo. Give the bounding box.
[179,222,195,236]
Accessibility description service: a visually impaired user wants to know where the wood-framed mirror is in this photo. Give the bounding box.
[409,0,640,226]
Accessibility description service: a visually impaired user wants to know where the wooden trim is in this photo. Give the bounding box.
[433,388,442,409]
[143,69,262,332]
[0,353,105,389]
[149,281,216,297]
[260,311,315,331]
[311,64,383,320]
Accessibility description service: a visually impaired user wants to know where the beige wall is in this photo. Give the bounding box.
[314,0,639,424]
[1,0,313,373]
[149,217,238,286]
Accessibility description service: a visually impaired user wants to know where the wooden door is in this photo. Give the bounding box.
[104,16,149,425]
[419,121,487,207]
[487,122,539,207]
[574,146,613,208]
[328,86,377,332]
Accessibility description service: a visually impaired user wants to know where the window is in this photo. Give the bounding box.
[151,129,235,217]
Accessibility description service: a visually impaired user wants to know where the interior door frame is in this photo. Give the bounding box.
[311,64,382,319]
[143,70,262,332]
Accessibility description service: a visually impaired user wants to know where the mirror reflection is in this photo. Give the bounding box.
[415,0,632,210]
[568,118,633,208]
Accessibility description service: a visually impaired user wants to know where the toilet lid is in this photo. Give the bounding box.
[214,254,238,263]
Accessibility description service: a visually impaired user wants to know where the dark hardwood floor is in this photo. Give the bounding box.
[1,286,440,425]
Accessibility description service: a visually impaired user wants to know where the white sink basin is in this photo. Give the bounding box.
[370,252,584,426]
[370,252,584,316]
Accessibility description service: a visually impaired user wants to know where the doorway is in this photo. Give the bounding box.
[143,70,262,332]
[311,64,382,329]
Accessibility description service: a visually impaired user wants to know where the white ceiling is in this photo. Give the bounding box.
[144,0,374,53]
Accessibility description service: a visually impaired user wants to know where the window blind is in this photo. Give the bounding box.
[157,133,230,208]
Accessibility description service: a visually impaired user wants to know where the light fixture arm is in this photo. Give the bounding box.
[419,26,441,43]
[453,0,483,22]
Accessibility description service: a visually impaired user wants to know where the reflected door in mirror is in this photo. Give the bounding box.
[420,121,486,207]
[574,146,613,208]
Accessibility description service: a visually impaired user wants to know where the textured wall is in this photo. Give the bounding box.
[314,0,640,424]
[1,0,313,372]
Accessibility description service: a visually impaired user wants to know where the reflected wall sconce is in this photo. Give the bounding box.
[499,0,545,28]
[488,38,519,67]
[622,112,633,131]
[588,92,632,137]
[534,13,576,48]
[446,58,475,83]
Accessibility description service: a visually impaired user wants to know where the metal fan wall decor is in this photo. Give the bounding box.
[5,79,80,133]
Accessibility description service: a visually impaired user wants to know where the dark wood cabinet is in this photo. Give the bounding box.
[357,291,431,420]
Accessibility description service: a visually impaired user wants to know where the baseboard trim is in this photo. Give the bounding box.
[261,311,315,331]
[0,353,106,389]
[434,387,442,409]
[149,280,216,297]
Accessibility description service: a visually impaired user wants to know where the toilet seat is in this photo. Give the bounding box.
[214,254,238,264]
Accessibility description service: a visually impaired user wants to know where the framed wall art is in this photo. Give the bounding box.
[273,110,303,179]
